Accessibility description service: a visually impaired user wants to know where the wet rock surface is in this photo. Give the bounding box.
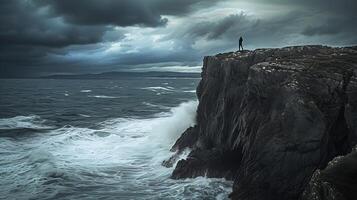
[301,147,357,200]
[170,46,357,200]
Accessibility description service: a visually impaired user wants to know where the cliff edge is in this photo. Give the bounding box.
[169,45,357,200]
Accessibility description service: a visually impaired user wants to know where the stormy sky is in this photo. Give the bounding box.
[1,0,357,77]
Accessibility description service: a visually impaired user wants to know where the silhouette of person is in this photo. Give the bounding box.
[239,36,243,51]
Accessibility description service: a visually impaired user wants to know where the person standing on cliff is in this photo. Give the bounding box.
[239,36,244,51]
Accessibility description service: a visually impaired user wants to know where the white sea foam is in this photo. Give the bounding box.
[0,115,53,130]
[142,86,174,92]
[88,95,121,99]
[183,90,196,93]
[80,90,92,93]
[142,102,170,109]
[79,114,91,118]
[27,149,64,178]
[33,100,198,167]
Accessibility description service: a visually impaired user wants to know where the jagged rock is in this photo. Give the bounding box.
[162,126,199,168]
[301,148,357,200]
[171,147,241,179]
[170,126,199,152]
[171,45,357,200]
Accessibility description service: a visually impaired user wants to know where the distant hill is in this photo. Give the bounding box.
[41,71,201,79]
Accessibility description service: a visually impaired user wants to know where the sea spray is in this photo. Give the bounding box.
[149,100,198,146]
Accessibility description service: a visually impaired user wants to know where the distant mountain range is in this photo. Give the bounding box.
[40,71,201,79]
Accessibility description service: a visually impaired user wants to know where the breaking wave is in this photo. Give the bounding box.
[0,101,231,200]
[0,115,53,130]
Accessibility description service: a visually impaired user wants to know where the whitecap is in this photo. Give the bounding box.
[88,95,120,99]
[45,126,96,142]
[79,114,91,118]
[142,86,174,92]
[142,102,170,109]
[183,90,196,93]
[0,115,53,130]
[27,149,54,165]
[80,90,92,93]
[27,149,64,178]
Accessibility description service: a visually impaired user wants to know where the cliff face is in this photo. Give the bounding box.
[170,46,357,200]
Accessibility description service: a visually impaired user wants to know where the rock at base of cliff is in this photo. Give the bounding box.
[301,148,357,200]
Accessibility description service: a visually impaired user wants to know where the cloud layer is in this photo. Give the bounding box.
[1,0,356,77]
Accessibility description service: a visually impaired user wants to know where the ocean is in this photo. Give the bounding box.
[0,77,232,200]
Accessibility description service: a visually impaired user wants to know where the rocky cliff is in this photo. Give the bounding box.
[168,45,357,200]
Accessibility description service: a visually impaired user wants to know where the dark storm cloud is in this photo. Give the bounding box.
[164,0,357,55]
[0,1,109,48]
[286,0,357,41]
[1,0,357,77]
[170,13,253,41]
[301,16,357,37]
[164,11,305,55]
[0,0,110,76]
[261,0,356,13]
[302,22,341,36]
[0,0,115,77]
[33,0,220,27]
[252,0,357,37]
[0,0,220,77]
[169,14,246,42]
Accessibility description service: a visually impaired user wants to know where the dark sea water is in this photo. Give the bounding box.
[0,77,231,200]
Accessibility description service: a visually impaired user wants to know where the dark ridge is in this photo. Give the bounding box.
[40,71,201,79]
